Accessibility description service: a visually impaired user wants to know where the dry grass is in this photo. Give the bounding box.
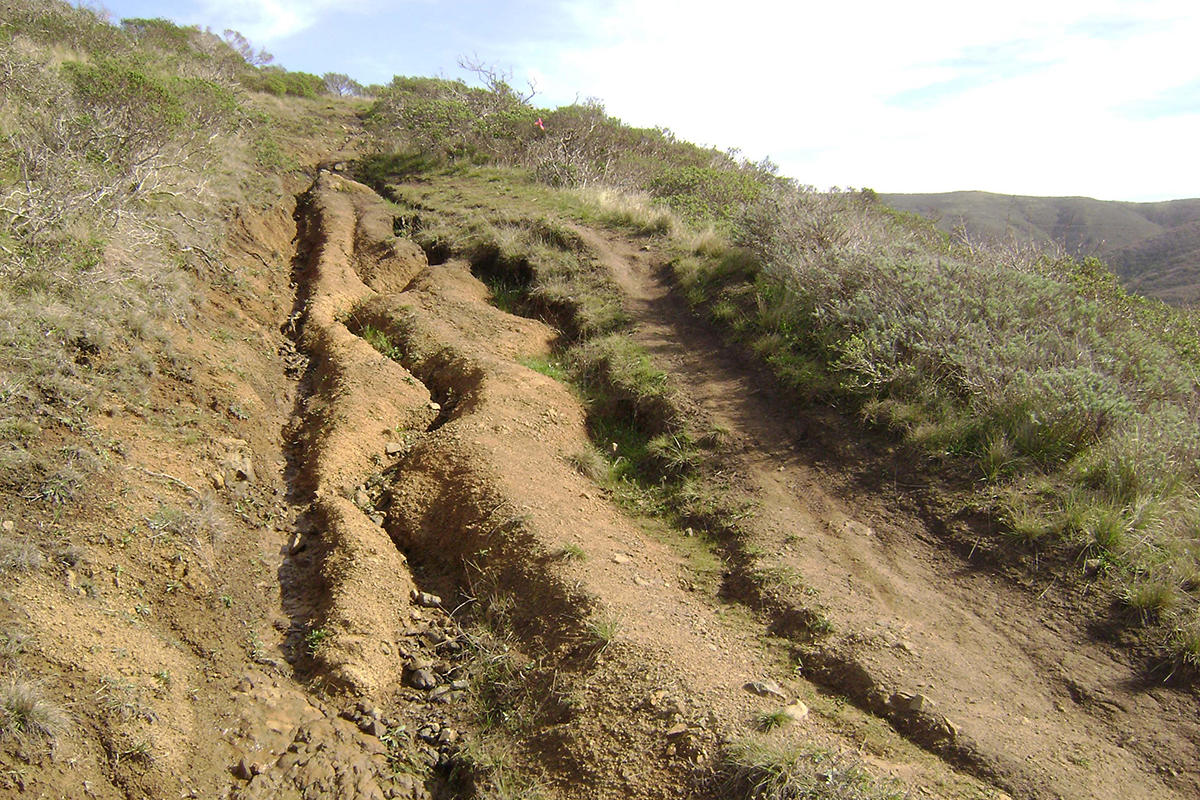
[719,738,904,800]
[0,534,44,572]
[0,677,70,751]
[572,186,677,236]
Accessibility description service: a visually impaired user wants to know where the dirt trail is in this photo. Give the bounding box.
[573,226,1200,800]
[277,171,1010,799]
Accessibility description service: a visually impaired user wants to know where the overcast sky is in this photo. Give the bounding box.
[94,0,1200,201]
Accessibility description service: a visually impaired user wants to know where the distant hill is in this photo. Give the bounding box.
[880,191,1200,305]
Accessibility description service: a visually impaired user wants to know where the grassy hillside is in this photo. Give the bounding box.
[356,78,1200,670]
[882,191,1200,305]
[3,1,1200,796]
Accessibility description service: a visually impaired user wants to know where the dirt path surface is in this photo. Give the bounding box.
[279,172,1010,800]
[572,226,1200,800]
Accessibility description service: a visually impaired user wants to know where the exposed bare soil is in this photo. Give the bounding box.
[288,172,1000,799]
[4,152,1196,800]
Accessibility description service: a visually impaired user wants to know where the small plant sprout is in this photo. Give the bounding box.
[305,626,330,655]
[557,542,587,561]
[756,708,793,732]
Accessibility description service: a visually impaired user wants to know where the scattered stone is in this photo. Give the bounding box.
[782,701,809,722]
[743,680,787,700]
[1084,558,1103,576]
[232,757,254,781]
[450,679,469,691]
[843,520,874,537]
[417,726,438,743]
[211,472,225,490]
[358,717,385,738]
[428,685,452,701]
[633,575,652,587]
[220,440,256,485]
[410,590,443,608]
[385,442,405,457]
[428,401,441,412]
[890,691,932,713]
[355,488,371,509]
[406,667,438,690]
[437,728,458,746]
[370,513,385,527]
[941,717,959,738]
[275,750,302,772]
[289,533,305,554]
[612,553,631,564]
[665,722,689,738]
[1,520,12,533]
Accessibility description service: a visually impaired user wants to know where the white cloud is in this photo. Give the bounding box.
[193,0,383,43]
[118,0,1200,198]
[503,0,1200,198]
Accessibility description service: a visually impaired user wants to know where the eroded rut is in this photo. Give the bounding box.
[264,169,1197,800]
[573,226,1200,800]
[263,170,1016,800]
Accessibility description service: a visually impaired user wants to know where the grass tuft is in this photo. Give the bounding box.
[1123,578,1178,622]
[719,738,904,800]
[0,678,70,751]
[555,542,588,562]
[566,448,608,482]
[755,709,793,733]
[0,534,44,572]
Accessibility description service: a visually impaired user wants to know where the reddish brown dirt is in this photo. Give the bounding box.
[299,173,1003,799]
[8,136,1192,800]
[571,224,1200,800]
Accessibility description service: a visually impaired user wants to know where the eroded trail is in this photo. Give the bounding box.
[573,226,1200,800]
[275,171,1008,800]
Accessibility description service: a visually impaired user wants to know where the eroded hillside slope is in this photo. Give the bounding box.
[5,146,1198,799]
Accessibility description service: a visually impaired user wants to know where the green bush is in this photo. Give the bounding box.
[252,67,326,98]
[649,165,767,222]
[669,180,1200,644]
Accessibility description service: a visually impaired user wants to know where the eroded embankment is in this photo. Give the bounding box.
[288,172,432,693]
[284,171,1002,800]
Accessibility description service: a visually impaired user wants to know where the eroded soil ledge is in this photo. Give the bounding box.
[276,167,1199,800]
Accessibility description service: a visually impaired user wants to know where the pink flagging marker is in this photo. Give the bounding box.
[535,118,545,130]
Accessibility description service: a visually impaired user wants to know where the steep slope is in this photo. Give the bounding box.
[287,169,1000,800]
[881,191,1200,304]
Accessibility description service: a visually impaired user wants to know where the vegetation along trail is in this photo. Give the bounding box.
[281,168,1008,800]
[572,225,1200,799]
[3,4,1197,797]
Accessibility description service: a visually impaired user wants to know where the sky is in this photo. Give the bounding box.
[92,0,1200,201]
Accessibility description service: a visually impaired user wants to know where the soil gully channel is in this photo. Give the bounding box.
[572,224,1200,800]
[286,170,1021,800]
[283,169,718,799]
